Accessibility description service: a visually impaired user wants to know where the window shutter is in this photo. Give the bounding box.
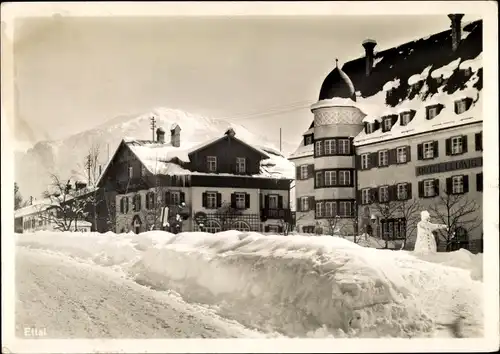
[370,152,378,169]
[308,196,315,209]
[180,192,185,203]
[434,179,440,196]
[407,183,412,199]
[463,175,469,193]
[462,135,468,153]
[230,193,236,208]
[417,144,423,160]
[308,164,314,178]
[216,193,222,208]
[391,115,398,126]
[120,198,124,213]
[356,190,362,204]
[355,155,361,169]
[475,132,482,151]
[145,194,150,209]
[349,137,354,155]
[381,119,387,132]
[433,141,439,158]
[296,198,301,212]
[418,181,424,198]
[278,195,283,208]
[406,146,412,162]
[445,138,451,156]
[296,166,301,180]
[244,157,248,174]
[390,185,398,201]
[259,193,263,208]
[446,177,452,194]
[364,122,368,133]
[202,192,207,208]
[264,195,270,209]
[476,173,483,192]
[388,149,397,165]
[245,193,251,208]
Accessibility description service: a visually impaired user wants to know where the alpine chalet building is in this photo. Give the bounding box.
[96,125,294,234]
[291,15,483,252]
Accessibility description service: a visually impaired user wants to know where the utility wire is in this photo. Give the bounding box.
[213,100,315,122]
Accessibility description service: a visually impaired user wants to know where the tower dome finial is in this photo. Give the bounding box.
[335,58,339,67]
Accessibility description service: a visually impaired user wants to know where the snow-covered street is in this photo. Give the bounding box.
[15,247,267,339]
[15,230,485,339]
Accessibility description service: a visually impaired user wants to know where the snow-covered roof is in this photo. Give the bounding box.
[430,58,461,79]
[408,65,433,85]
[103,131,294,181]
[353,66,482,146]
[288,142,314,160]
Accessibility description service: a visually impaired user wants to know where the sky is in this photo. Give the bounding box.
[13,13,481,151]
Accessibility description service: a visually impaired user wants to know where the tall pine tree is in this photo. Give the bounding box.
[14,182,23,210]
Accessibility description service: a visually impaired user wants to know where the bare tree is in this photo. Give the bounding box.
[427,186,481,251]
[217,201,243,231]
[325,214,344,236]
[277,202,305,236]
[37,174,95,231]
[394,196,422,250]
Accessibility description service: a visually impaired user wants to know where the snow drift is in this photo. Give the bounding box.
[16,231,483,338]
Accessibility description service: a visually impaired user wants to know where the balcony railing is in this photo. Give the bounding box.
[260,208,292,221]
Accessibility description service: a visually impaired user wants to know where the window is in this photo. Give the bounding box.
[475,132,482,151]
[120,197,129,213]
[128,166,133,179]
[361,154,369,169]
[300,165,309,180]
[378,150,389,167]
[236,157,246,173]
[366,124,374,133]
[168,191,181,205]
[339,171,351,186]
[456,100,467,114]
[397,183,408,200]
[315,202,324,218]
[424,180,435,197]
[146,192,156,209]
[396,147,407,163]
[133,194,141,211]
[315,171,323,187]
[206,192,217,209]
[382,221,394,241]
[325,171,336,186]
[305,135,313,145]
[207,156,217,172]
[423,142,434,159]
[204,219,221,233]
[338,139,350,155]
[315,141,323,156]
[383,118,392,131]
[300,197,309,211]
[452,176,464,194]
[324,139,336,155]
[401,113,411,126]
[141,166,146,177]
[361,189,371,204]
[339,201,352,217]
[379,186,389,203]
[325,202,336,217]
[232,220,251,232]
[451,136,463,155]
[268,195,278,209]
[476,173,483,192]
[235,192,246,209]
[427,107,438,119]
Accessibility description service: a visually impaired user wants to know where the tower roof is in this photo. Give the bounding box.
[318,59,356,101]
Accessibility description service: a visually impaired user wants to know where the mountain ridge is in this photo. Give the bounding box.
[15,107,296,199]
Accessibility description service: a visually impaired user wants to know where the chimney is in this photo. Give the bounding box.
[170,123,181,147]
[156,127,165,143]
[448,14,464,52]
[362,39,377,77]
[30,196,33,205]
[225,128,236,138]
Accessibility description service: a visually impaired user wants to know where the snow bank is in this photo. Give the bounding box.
[16,231,483,338]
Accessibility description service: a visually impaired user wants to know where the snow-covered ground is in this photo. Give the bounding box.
[15,230,484,339]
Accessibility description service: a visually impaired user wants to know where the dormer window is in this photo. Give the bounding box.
[463,67,472,77]
[381,115,398,132]
[304,135,313,146]
[454,98,472,114]
[365,123,374,134]
[383,118,392,131]
[435,75,444,85]
[426,105,443,120]
[400,112,412,126]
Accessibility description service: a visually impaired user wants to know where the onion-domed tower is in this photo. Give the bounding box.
[311,59,365,233]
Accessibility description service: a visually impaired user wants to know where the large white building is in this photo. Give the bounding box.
[291,15,483,252]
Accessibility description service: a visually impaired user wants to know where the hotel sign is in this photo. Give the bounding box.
[415,157,482,176]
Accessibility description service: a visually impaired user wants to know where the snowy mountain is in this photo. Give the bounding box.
[15,107,297,199]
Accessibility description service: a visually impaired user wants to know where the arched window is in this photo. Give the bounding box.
[232,220,251,232]
[204,219,221,234]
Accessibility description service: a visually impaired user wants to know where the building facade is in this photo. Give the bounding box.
[97,126,294,234]
[290,15,483,251]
